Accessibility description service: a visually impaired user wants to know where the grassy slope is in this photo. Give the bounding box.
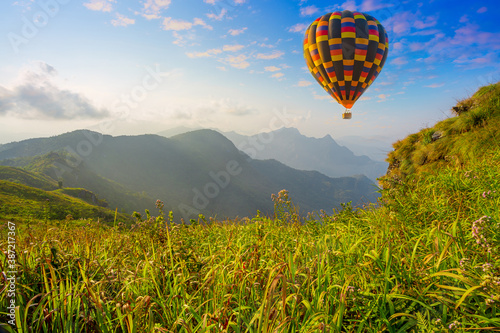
[0,83,499,332]
[0,165,58,191]
[0,180,129,222]
[1,151,154,214]
[382,82,500,183]
[0,164,110,207]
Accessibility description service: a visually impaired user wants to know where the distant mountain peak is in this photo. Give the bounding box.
[222,127,388,182]
[275,127,301,135]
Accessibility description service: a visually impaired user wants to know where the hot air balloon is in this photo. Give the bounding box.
[303,10,389,119]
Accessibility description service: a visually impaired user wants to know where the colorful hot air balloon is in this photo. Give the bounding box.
[303,10,389,119]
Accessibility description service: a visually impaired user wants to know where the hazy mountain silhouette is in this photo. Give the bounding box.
[222,127,388,182]
[0,129,380,219]
[336,135,393,162]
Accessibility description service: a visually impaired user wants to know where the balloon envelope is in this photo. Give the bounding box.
[304,10,389,110]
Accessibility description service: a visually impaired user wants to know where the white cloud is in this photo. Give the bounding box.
[193,18,213,30]
[256,51,284,60]
[477,7,487,13]
[260,43,275,48]
[384,11,438,36]
[0,62,108,119]
[288,23,308,34]
[186,44,244,63]
[234,0,246,4]
[186,48,222,58]
[171,31,183,45]
[223,44,245,52]
[340,0,357,11]
[162,17,212,31]
[207,8,227,20]
[296,80,312,87]
[228,27,247,36]
[162,17,192,31]
[391,41,404,53]
[391,57,408,66]
[452,23,500,47]
[139,0,171,19]
[452,53,498,69]
[360,0,393,11]
[83,0,115,12]
[411,29,441,36]
[425,83,444,88]
[186,44,244,58]
[264,66,281,72]
[111,14,135,27]
[300,5,318,17]
[224,54,250,69]
[408,23,500,69]
[414,16,438,30]
[271,73,285,79]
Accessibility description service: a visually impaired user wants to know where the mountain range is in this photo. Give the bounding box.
[0,129,380,220]
[221,127,388,182]
[158,127,388,182]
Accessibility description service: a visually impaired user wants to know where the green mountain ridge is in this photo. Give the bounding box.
[0,179,128,222]
[0,165,58,191]
[0,164,132,222]
[0,152,154,214]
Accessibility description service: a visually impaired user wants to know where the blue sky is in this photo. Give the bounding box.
[0,0,499,145]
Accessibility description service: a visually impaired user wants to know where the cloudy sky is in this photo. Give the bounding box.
[0,0,499,144]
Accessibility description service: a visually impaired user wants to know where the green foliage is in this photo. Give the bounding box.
[0,180,129,223]
[0,165,57,190]
[55,188,109,207]
[382,82,500,186]
[0,152,154,214]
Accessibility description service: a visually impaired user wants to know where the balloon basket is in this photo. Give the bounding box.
[342,112,352,119]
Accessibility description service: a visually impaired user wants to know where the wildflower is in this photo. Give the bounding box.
[482,190,492,198]
[459,257,469,273]
[155,200,164,210]
[472,216,493,253]
[482,263,492,272]
[449,321,461,330]
[459,258,468,267]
